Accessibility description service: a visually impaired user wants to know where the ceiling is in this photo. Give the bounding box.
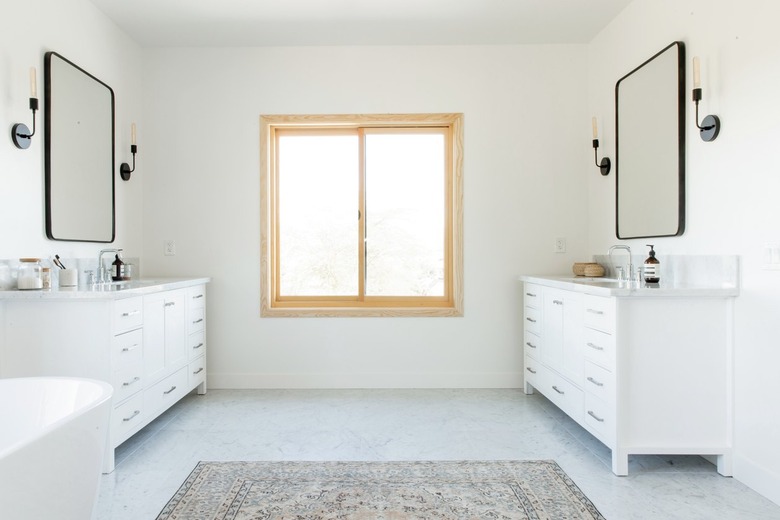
[87,0,633,47]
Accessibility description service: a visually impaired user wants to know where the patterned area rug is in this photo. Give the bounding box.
[156,460,605,520]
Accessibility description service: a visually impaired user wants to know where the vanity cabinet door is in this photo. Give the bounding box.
[542,288,583,381]
[163,290,186,368]
[143,293,166,383]
[542,292,564,368]
[143,289,186,384]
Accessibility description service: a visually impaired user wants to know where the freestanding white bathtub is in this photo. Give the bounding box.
[0,377,113,520]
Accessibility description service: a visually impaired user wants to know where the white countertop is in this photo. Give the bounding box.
[519,274,739,297]
[0,277,210,300]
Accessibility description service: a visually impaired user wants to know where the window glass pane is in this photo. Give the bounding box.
[365,132,446,296]
[278,134,359,296]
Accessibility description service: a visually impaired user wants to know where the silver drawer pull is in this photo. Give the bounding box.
[193,318,204,324]
[552,385,564,395]
[193,342,204,350]
[587,376,604,387]
[121,310,140,317]
[586,342,604,351]
[193,294,204,299]
[122,410,141,422]
[525,292,536,297]
[164,302,176,307]
[552,299,563,305]
[122,344,140,353]
[588,410,605,423]
[586,308,604,315]
[122,376,140,387]
[193,367,204,375]
[526,367,537,374]
[163,385,177,395]
[525,341,536,349]
[526,317,536,323]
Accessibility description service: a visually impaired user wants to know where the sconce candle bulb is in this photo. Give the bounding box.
[120,123,137,181]
[591,117,611,176]
[11,66,39,150]
[691,56,720,142]
[30,67,37,97]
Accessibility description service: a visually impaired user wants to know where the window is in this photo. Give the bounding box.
[261,114,463,317]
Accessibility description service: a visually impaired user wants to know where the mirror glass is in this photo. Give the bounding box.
[616,41,685,239]
[45,51,115,242]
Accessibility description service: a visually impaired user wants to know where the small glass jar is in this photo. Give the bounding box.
[18,258,43,290]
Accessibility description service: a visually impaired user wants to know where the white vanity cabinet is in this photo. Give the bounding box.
[521,276,735,477]
[0,278,209,473]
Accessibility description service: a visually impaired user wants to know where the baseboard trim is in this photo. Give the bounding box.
[734,453,780,506]
[207,372,523,390]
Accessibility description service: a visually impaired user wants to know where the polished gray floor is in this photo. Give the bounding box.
[95,389,780,519]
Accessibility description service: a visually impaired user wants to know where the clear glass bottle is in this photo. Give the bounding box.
[17,258,43,290]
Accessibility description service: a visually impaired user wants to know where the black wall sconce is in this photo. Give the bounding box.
[12,67,39,150]
[692,56,721,142]
[592,117,611,176]
[119,123,137,181]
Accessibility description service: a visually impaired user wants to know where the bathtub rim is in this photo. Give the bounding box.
[0,376,113,460]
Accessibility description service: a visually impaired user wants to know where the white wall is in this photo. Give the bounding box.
[588,0,780,505]
[0,0,144,261]
[141,45,590,389]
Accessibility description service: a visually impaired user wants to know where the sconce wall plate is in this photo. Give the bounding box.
[699,114,720,142]
[12,123,32,149]
[598,157,612,176]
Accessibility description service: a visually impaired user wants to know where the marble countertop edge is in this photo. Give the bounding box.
[518,274,739,297]
[0,277,211,300]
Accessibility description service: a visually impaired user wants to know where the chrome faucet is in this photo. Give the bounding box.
[97,248,122,283]
[608,245,633,282]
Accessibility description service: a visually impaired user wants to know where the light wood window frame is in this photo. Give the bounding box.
[260,113,464,317]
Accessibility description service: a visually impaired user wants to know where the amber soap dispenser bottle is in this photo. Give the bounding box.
[643,245,660,284]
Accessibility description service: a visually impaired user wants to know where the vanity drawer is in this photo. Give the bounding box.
[523,331,542,359]
[112,393,145,445]
[144,367,188,417]
[524,307,541,335]
[523,283,542,309]
[583,295,615,334]
[188,330,206,361]
[112,328,143,369]
[582,327,615,370]
[113,297,143,334]
[112,362,144,403]
[189,356,207,388]
[188,307,206,335]
[584,393,615,445]
[543,371,583,424]
[583,361,615,404]
[187,285,206,309]
[524,353,543,389]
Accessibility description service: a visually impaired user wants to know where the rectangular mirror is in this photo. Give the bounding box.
[615,41,685,239]
[45,51,115,242]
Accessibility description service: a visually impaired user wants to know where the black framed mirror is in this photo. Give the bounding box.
[615,41,685,239]
[45,51,115,242]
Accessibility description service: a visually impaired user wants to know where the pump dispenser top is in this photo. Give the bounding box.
[643,244,660,283]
